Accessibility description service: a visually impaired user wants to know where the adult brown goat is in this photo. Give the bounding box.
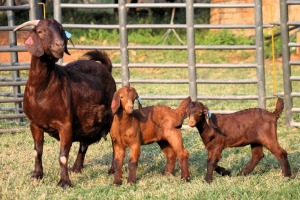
[110,86,190,185]
[14,19,116,188]
[186,98,292,183]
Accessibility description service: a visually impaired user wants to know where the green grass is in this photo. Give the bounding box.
[1,118,300,199]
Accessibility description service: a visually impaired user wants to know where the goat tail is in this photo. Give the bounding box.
[175,96,192,121]
[273,97,284,120]
[81,50,113,73]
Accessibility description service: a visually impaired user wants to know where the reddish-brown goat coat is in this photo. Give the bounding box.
[186,98,291,183]
[110,86,190,185]
[15,19,116,188]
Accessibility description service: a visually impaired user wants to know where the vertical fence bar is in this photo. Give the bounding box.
[186,0,197,101]
[53,0,63,64]
[280,0,292,127]
[119,0,130,86]
[254,0,266,108]
[53,0,62,23]
[7,0,21,121]
[29,0,37,20]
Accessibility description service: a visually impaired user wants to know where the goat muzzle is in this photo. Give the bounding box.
[125,105,134,114]
[51,40,65,58]
[188,118,196,127]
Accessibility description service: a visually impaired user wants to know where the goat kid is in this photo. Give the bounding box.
[110,86,190,185]
[186,98,292,183]
[14,19,116,188]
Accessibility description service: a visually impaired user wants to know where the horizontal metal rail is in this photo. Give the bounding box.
[0,26,31,31]
[0,5,30,11]
[0,113,26,119]
[0,45,26,52]
[0,128,29,134]
[61,24,267,30]
[0,81,27,86]
[60,3,256,9]
[128,79,257,84]
[0,98,24,103]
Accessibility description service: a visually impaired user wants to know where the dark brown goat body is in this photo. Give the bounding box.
[14,19,116,188]
[186,98,291,183]
[110,86,190,185]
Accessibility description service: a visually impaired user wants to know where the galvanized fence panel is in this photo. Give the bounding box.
[1,0,277,132]
[280,0,300,127]
[53,0,266,102]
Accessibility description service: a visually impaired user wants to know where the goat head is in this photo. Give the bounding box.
[14,19,71,60]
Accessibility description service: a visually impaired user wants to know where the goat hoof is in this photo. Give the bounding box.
[113,180,122,185]
[57,179,72,189]
[127,179,137,185]
[204,178,213,184]
[237,171,249,176]
[108,168,115,175]
[283,171,292,177]
[71,165,83,173]
[31,171,43,179]
[182,177,191,182]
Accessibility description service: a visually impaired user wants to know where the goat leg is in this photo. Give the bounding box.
[166,133,190,181]
[30,123,44,179]
[158,141,176,175]
[71,142,89,173]
[264,142,292,177]
[127,144,140,184]
[205,149,222,183]
[178,149,190,182]
[113,145,125,185]
[108,139,115,175]
[57,128,72,189]
[238,144,264,176]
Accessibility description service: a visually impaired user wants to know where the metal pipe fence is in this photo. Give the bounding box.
[2,0,293,132]
[53,0,266,103]
[280,0,300,127]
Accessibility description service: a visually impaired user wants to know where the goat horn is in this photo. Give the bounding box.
[13,20,40,32]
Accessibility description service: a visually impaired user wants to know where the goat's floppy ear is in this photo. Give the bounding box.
[63,30,73,55]
[24,31,44,57]
[111,92,120,115]
[204,107,217,129]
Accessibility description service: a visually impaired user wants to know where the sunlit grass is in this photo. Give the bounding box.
[1,121,300,199]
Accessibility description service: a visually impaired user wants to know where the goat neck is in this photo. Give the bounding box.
[114,108,137,129]
[27,56,57,87]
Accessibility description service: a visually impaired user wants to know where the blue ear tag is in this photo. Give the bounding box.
[137,97,142,105]
[65,31,72,39]
[207,110,212,118]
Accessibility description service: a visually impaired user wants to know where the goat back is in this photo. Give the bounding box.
[80,50,113,73]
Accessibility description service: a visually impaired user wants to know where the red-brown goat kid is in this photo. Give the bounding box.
[186,98,291,183]
[110,86,190,185]
[14,19,116,188]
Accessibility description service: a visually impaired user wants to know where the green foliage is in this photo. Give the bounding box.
[264,27,282,59]
[199,30,253,45]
